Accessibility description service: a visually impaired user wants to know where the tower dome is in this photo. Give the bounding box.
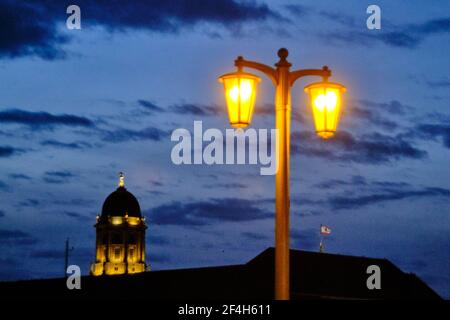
[101,174,142,218]
[91,172,147,276]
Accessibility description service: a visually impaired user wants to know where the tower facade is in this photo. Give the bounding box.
[91,173,147,276]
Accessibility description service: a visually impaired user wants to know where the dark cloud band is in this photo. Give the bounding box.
[0,0,277,60]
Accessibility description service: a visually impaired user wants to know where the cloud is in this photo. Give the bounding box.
[325,30,418,49]
[318,10,356,28]
[31,247,92,265]
[0,258,31,280]
[314,175,411,191]
[291,228,319,250]
[148,234,170,246]
[78,0,278,31]
[63,211,91,222]
[51,198,95,207]
[412,17,450,35]
[425,77,450,88]
[291,130,427,164]
[314,175,367,189]
[412,124,450,149]
[322,17,450,49]
[8,173,32,180]
[136,101,222,118]
[149,198,272,226]
[284,4,310,18]
[351,105,399,130]
[30,249,63,259]
[0,109,94,129]
[295,209,324,217]
[254,103,275,116]
[148,190,166,196]
[43,170,77,184]
[100,126,167,143]
[407,259,428,270]
[149,180,164,187]
[358,99,412,116]
[149,251,171,263]
[0,146,15,157]
[0,258,17,268]
[44,171,76,178]
[203,182,247,189]
[0,1,68,59]
[17,198,40,208]
[148,202,205,226]
[168,103,220,116]
[371,181,410,188]
[242,231,268,240]
[0,0,278,60]
[351,99,412,130]
[0,229,37,246]
[0,180,9,191]
[0,146,24,158]
[328,187,450,210]
[40,139,93,149]
[137,100,166,113]
[194,173,220,180]
[424,112,450,123]
[378,32,420,48]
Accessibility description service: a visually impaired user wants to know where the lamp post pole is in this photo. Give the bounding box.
[274,50,292,300]
[234,48,331,300]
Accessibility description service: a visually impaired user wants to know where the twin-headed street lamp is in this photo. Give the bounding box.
[218,48,346,300]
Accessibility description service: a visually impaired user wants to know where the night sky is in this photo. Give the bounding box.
[0,1,449,298]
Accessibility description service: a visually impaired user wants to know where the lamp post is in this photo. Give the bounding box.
[219,48,345,300]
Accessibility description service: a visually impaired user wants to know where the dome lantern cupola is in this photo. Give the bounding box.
[119,172,125,188]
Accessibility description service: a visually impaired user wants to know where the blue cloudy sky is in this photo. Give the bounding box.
[0,0,449,297]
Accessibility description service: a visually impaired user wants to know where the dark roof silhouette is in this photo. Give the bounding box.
[101,186,141,218]
[0,248,440,300]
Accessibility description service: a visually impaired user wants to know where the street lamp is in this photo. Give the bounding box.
[218,48,346,300]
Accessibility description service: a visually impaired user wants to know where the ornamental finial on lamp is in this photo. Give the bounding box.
[119,172,125,188]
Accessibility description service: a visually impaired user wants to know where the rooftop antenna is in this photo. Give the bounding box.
[65,238,74,277]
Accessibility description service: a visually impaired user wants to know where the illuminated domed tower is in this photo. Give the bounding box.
[91,173,147,276]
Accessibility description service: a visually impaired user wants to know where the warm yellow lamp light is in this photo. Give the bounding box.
[127,217,140,226]
[218,71,260,128]
[304,81,346,139]
[111,216,123,225]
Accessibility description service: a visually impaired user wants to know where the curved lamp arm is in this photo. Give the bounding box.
[289,66,331,86]
[235,56,278,86]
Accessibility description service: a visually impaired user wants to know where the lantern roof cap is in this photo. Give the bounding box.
[218,70,261,83]
[304,81,346,92]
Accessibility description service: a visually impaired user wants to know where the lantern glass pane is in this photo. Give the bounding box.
[305,82,345,139]
[220,73,259,128]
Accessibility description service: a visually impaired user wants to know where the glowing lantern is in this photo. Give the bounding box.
[304,81,346,139]
[218,71,260,128]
